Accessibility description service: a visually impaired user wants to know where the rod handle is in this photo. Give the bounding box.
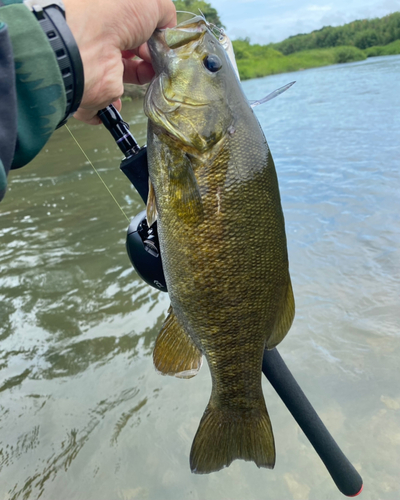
[262,349,363,497]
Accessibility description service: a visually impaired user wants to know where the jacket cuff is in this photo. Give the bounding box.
[0,4,66,168]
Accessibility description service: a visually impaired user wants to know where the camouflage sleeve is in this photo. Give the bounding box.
[0,0,66,201]
[0,21,16,201]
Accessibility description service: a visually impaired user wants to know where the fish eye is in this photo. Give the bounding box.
[203,54,222,73]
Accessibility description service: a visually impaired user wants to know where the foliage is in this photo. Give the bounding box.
[230,12,399,80]
[273,12,400,55]
[354,29,379,49]
[235,45,367,80]
[233,38,283,61]
[231,38,368,80]
[173,0,224,27]
[364,39,400,56]
[334,46,366,63]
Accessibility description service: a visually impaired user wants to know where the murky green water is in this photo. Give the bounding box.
[1,55,399,500]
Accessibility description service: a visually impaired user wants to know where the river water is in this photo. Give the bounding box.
[1,55,399,500]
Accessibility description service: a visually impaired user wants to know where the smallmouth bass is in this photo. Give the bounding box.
[144,16,295,474]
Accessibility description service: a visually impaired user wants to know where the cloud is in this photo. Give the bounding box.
[380,0,400,10]
[320,11,347,26]
[213,0,400,44]
[307,5,332,11]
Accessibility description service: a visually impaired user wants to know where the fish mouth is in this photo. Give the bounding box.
[148,16,207,75]
[147,17,211,109]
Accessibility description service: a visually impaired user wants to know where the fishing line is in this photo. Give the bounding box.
[65,124,130,223]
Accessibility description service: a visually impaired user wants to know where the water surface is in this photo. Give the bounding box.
[1,55,399,499]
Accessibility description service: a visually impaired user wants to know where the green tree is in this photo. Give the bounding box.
[230,38,252,60]
[354,29,379,49]
[273,12,400,54]
[173,0,224,27]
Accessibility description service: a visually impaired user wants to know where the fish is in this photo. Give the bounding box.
[144,15,295,474]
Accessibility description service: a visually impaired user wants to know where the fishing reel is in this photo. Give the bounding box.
[98,105,167,293]
[126,212,167,292]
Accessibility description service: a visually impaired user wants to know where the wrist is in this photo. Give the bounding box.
[23,0,84,128]
[63,0,123,118]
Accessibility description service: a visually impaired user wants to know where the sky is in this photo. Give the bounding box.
[207,0,400,44]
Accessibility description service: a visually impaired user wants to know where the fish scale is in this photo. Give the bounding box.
[144,16,295,473]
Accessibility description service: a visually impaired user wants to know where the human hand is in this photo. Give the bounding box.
[63,0,176,124]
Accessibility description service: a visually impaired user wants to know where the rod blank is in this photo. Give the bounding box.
[262,348,363,497]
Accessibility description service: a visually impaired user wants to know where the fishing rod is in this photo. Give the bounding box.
[98,104,363,497]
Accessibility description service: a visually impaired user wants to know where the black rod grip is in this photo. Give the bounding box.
[98,105,140,157]
[262,348,363,497]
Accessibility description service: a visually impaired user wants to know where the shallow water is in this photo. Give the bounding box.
[1,55,399,500]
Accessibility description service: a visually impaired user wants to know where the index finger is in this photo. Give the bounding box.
[157,0,177,29]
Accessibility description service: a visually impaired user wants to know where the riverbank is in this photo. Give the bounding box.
[232,39,400,80]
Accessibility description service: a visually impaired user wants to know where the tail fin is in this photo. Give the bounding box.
[190,404,275,474]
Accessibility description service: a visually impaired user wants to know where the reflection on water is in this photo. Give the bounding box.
[1,56,400,499]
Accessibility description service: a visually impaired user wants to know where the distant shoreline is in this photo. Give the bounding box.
[233,40,400,81]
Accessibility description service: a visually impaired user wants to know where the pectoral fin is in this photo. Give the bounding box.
[146,180,158,228]
[153,306,203,379]
[266,279,295,349]
[168,154,203,222]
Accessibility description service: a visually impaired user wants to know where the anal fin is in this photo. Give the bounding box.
[153,306,202,379]
[266,279,295,350]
